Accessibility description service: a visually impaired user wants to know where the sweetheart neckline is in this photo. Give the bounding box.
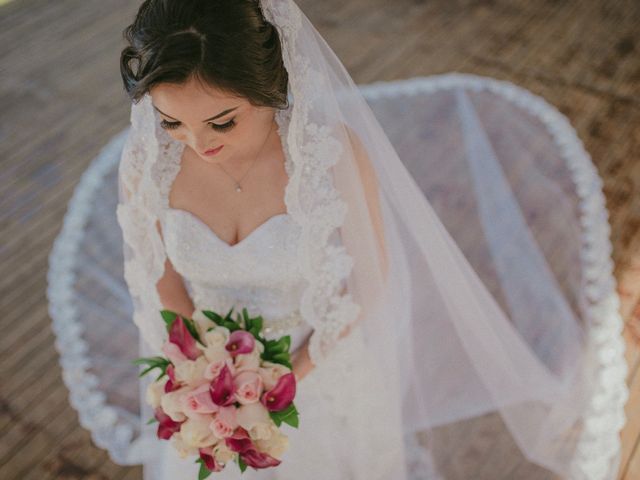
[166,207,291,249]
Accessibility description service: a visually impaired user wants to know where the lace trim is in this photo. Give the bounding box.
[359,72,628,480]
[116,95,175,352]
[263,0,362,366]
[46,131,143,465]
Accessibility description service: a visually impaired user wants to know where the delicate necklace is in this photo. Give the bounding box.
[216,119,275,193]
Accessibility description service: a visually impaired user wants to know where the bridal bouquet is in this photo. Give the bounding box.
[133,307,299,477]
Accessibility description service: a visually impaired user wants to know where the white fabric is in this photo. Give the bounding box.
[49,0,625,478]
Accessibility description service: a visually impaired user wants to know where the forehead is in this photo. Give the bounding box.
[150,76,247,118]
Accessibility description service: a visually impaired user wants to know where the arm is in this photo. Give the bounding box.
[155,219,196,320]
[292,125,389,381]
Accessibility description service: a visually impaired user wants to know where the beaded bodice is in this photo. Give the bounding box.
[160,205,314,347]
[164,207,304,311]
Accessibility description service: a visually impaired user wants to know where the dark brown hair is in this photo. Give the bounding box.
[119,0,289,109]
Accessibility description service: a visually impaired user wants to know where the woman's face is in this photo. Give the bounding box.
[149,75,276,166]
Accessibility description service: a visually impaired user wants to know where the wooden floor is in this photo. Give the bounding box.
[0,0,638,478]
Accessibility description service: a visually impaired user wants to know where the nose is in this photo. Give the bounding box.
[192,132,217,154]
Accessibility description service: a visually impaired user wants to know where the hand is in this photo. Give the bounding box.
[291,342,313,382]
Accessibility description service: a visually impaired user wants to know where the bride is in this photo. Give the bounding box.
[112,0,623,479]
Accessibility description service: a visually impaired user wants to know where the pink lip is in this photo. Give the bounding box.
[203,145,224,156]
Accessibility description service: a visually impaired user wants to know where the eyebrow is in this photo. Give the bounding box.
[152,104,239,122]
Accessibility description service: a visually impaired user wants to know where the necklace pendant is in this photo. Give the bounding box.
[236,185,242,192]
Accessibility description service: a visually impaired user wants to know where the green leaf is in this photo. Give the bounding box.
[238,457,247,473]
[132,356,170,378]
[269,411,281,427]
[139,365,156,378]
[269,403,299,429]
[264,336,291,356]
[270,352,291,363]
[282,406,299,428]
[131,356,167,366]
[204,308,242,332]
[266,356,292,369]
[182,316,203,345]
[196,458,212,479]
[242,307,250,326]
[203,309,224,325]
[247,315,263,338]
[146,416,158,425]
[161,310,178,329]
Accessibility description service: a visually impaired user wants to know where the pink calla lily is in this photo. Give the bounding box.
[225,330,255,357]
[154,406,184,440]
[198,446,224,472]
[209,363,236,406]
[164,363,180,393]
[261,372,296,412]
[224,427,281,468]
[240,446,282,469]
[168,315,201,360]
[224,426,254,453]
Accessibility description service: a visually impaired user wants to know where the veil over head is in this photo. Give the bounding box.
[104,0,627,478]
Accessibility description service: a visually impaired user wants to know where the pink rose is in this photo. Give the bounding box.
[182,383,220,415]
[210,406,238,439]
[204,357,236,381]
[234,370,264,405]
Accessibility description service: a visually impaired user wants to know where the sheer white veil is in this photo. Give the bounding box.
[113,0,626,478]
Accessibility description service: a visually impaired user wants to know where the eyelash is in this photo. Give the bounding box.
[160,118,236,132]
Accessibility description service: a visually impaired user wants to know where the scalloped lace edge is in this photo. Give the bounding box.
[46,129,143,465]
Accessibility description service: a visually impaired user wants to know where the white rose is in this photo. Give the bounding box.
[171,431,199,458]
[249,422,273,441]
[192,310,216,337]
[180,417,218,448]
[160,387,189,422]
[255,426,289,459]
[145,378,167,409]
[236,402,272,434]
[204,326,230,349]
[258,361,291,390]
[212,441,237,464]
[174,356,209,386]
[202,344,231,364]
[234,347,262,373]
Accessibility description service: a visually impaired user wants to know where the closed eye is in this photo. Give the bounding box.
[159,118,236,132]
